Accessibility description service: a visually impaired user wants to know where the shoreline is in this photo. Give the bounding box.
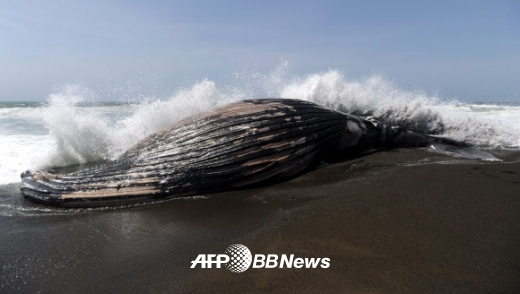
[1,149,519,293]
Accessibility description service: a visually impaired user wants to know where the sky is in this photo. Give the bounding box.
[0,0,519,102]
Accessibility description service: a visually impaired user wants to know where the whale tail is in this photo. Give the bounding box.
[358,116,459,148]
[384,125,457,148]
[360,117,498,161]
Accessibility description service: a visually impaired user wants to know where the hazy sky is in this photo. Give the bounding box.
[1,0,519,102]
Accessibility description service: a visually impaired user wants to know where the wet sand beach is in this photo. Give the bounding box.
[1,149,519,293]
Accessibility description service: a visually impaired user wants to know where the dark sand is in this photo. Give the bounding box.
[1,149,519,293]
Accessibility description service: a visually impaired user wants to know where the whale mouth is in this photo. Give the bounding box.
[20,170,162,208]
[20,170,70,206]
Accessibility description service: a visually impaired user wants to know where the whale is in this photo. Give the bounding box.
[21,98,449,207]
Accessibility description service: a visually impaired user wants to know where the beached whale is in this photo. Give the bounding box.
[21,98,448,207]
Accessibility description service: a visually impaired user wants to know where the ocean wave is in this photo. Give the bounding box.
[1,66,519,185]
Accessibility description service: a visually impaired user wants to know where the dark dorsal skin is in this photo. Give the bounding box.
[20,99,433,207]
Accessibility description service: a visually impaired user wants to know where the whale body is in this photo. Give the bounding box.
[21,99,441,207]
